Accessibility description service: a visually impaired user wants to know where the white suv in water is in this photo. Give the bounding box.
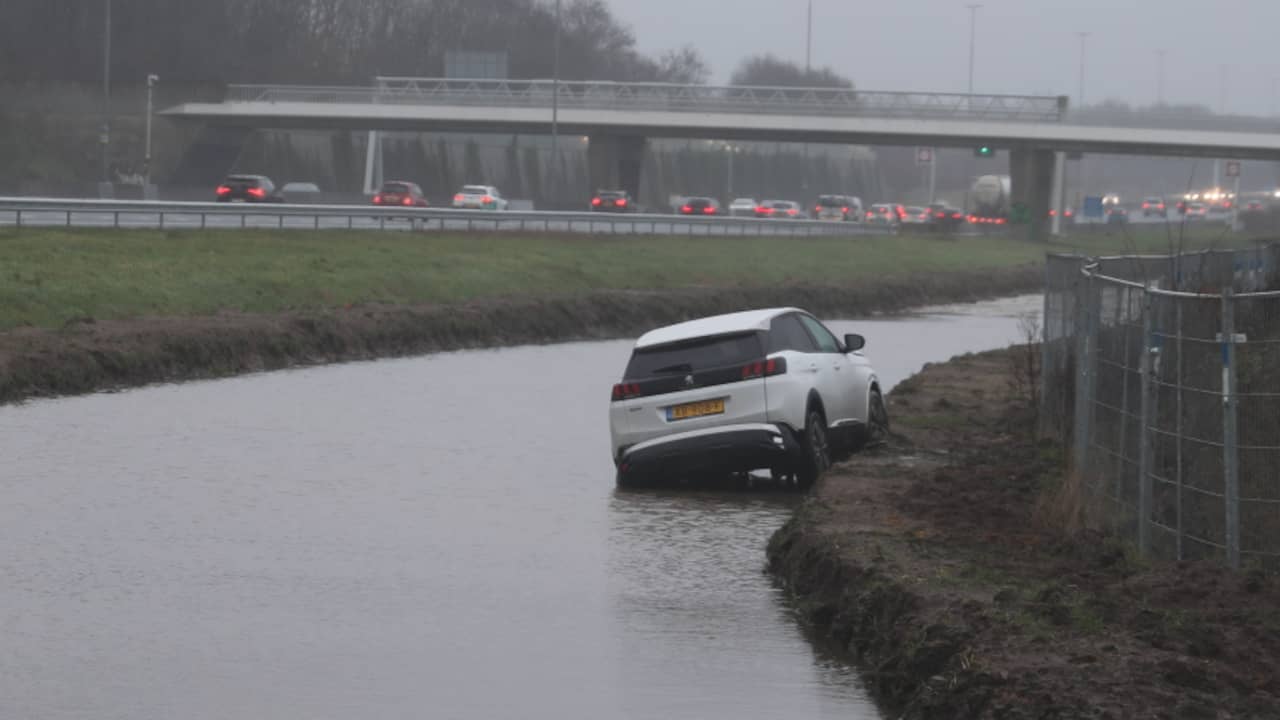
[609,308,887,487]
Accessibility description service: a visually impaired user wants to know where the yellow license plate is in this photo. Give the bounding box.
[669,399,726,421]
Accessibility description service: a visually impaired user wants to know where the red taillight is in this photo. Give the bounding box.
[703,206,716,214]
[757,207,772,214]
[951,212,962,219]
[866,211,874,218]
[403,197,413,206]
[681,205,693,213]
[454,193,465,202]
[815,205,822,212]
[611,382,643,401]
[216,185,231,196]
[247,187,265,198]
[481,195,493,204]
[616,199,627,207]
[592,197,602,206]
[996,217,1008,225]
[842,206,849,213]
[373,195,383,204]
[741,357,788,380]
[787,209,797,216]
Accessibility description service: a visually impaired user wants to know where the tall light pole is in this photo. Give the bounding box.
[101,0,112,185]
[1076,31,1090,108]
[551,0,562,201]
[1155,49,1166,106]
[144,74,158,188]
[966,4,981,95]
[805,0,813,75]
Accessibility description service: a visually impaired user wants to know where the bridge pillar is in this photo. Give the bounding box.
[588,135,647,202]
[1010,148,1056,242]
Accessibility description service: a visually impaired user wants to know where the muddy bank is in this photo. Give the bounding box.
[768,349,1280,719]
[0,266,1040,405]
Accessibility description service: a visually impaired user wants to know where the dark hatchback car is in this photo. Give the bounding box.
[373,181,428,207]
[679,197,721,215]
[215,175,284,203]
[927,202,965,231]
[591,190,634,213]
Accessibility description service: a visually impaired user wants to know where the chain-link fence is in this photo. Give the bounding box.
[1041,246,1280,568]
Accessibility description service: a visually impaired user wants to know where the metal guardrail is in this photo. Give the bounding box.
[0,198,891,238]
[222,78,1068,123]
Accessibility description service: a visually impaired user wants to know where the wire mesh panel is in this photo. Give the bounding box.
[1044,245,1280,569]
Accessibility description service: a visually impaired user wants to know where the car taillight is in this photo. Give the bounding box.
[951,212,962,219]
[247,187,265,198]
[741,357,787,380]
[866,211,874,218]
[611,383,643,401]
[403,197,413,206]
[454,193,465,202]
[1142,202,1150,209]
[373,195,383,204]
[995,217,1007,225]
[682,205,693,213]
[787,209,797,216]
[591,197,602,206]
[815,205,822,212]
[703,206,716,214]
[616,199,627,207]
[482,195,493,203]
[842,207,849,213]
[757,207,771,214]
[216,185,232,195]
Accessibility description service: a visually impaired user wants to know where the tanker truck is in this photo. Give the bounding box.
[968,174,1011,223]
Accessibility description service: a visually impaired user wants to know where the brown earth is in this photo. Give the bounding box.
[768,348,1280,720]
[0,266,1041,405]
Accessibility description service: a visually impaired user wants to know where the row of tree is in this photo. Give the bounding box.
[0,0,856,89]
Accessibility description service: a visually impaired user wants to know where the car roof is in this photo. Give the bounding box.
[635,307,805,349]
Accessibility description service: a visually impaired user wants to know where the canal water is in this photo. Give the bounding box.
[0,295,1041,720]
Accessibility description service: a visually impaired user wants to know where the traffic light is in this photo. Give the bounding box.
[974,145,995,158]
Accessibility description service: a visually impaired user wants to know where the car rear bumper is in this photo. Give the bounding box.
[616,423,801,481]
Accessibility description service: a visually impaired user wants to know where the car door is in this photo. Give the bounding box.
[797,314,857,425]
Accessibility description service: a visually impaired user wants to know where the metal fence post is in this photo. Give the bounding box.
[1137,289,1154,557]
[1175,300,1184,561]
[1072,272,1096,473]
[1221,288,1241,569]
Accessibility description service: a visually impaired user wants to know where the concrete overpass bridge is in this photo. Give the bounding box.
[162,78,1280,238]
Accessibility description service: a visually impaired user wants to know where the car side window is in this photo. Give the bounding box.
[798,315,842,353]
[768,315,819,354]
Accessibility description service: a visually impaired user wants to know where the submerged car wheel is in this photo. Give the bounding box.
[797,408,830,490]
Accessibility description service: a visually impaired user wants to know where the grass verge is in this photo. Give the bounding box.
[0,226,1248,330]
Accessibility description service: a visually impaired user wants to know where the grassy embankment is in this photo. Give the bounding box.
[0,226,1248,330]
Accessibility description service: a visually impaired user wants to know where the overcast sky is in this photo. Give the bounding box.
[607,0,1280,116]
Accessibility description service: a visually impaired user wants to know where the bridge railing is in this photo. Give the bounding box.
[223,79,1068,123]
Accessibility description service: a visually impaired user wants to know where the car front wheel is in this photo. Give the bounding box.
[856,388,890,450]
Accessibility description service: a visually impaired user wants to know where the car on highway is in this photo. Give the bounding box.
[1105,206,1129,225]
[901,206,931,225]
[813,194,862,222]
[1245,200,1265,212]
[281,182,323,204]
[926,203,965,232]
[373,181,428,208]
[452,185,508,211]
[215,175,284,203]
[1141,197,1167,218]
[609,307,887,488]
[865,203,903,227]
[756,200,803,219]
[1184,202,1208,219]
[679,197,721,215]
[591,189,634,213]
[728,198,758,217]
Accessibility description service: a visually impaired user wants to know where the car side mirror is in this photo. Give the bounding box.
[844,334,865,352]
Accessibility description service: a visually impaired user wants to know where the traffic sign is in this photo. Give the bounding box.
[915,147,934,166]
[1225,160,1241,178]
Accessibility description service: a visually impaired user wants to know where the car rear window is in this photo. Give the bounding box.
[817,196,844,206]
[771,202,792,209]
[598,191,625,200]
[462,185,489,194]
[381,183,412,193]
[625,332,764,380]
[224,176,259,185]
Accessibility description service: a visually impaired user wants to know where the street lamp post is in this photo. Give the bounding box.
[145,74,158,188]
[551,0,562,203]
[101,0,112,186]
[1076,32,1090,108]
[806,0,813,75]
[965,4,981,95]
[1155,49,1166,105]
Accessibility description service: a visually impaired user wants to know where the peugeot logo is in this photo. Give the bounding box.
[683,374,696,388]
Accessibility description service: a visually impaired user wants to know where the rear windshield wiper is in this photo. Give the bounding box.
[652,363,694,374]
